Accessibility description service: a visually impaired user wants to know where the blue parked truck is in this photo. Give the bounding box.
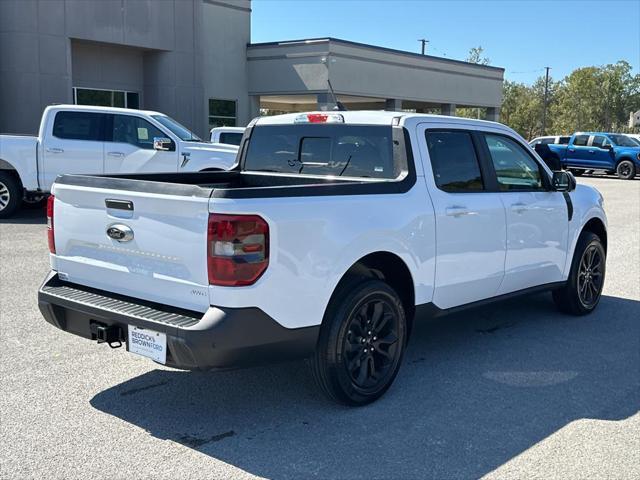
[546,132,640,180]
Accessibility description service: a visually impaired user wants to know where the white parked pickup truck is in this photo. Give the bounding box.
[209,126,246,146]
[0,105,239,217]
[38,111,608,405]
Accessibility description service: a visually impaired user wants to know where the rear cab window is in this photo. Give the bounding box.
[219,132,243,146]
[243,125,400,179]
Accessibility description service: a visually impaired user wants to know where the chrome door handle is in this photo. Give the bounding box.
[568,148,575,152]
[588,150,595,153]
[511,202,528,213]
[46,147,64,153]
[107,151,125,157]
[445,206,477,217]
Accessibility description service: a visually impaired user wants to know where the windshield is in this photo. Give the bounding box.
[151,115,201,142]
[609,134,638,147]
[244,125,399,179]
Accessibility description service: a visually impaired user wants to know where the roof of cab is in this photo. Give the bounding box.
[254,110,508,129]
[45,104,163,117]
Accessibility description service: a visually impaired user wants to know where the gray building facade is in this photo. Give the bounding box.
[0,0,251,138]
[1,0,504,138]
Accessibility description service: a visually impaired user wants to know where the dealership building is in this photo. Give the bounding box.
[0,0,504,138]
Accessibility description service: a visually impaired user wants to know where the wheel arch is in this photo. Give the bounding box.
[324,251,416,333]
[581,217,607,252]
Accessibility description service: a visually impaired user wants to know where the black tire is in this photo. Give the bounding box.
[312,278,407,406]
[570,169,584,177]
[552,231,606,315]
[0,171,22,218]
[616,160,636,180]
[22,195,46,210]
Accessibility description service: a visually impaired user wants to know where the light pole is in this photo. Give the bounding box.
[542,66,551,135]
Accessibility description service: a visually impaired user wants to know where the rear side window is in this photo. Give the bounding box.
[573,135,589,146]
[244,125,397,179]
[219,132,243,146]
[52,111,103,141]
[425,131,484,192]
[538,137,554,145]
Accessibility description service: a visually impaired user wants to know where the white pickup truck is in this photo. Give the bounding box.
[0,105,239,217]
[38,111,607,405]
[209,126,246,146]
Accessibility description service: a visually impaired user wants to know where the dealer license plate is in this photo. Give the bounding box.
[127,325,167,364]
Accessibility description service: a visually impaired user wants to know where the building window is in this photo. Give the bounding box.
[209,99,236,127]
[74,87,139,109]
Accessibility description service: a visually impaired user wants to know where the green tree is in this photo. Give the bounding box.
[457,47,491,119]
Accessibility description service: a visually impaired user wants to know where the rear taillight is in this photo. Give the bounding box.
[46,195,55,254]
[207,214,269,286]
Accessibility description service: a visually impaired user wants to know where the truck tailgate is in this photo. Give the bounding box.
[52,180,212,312]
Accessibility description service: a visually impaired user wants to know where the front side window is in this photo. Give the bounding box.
[484,134,544,191]
[209,99,237,128]
[112,115,164,149]
[558,136,570,144]
[52,111,104,141]
[592,135,608,148]
[425,130,484,192]
[244,125,398,179]
[573,135,590,146]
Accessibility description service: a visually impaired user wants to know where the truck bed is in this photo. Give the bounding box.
[55,169,414,199]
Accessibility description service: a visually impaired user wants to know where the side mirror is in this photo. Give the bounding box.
[153,137,174,151]
[601,144,612,150]
[552,170,576,192]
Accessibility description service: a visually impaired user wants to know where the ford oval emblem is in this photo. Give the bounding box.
[106,223,134,242]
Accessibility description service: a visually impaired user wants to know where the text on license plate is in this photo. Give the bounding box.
[128,325,167,364]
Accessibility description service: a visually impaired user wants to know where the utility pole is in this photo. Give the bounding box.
[418,39,429,55]
[542,66,551,135]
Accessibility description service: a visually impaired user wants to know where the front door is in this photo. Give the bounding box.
[481,133,568,294]
[419,125,507,309]
[589,135,615,168]
[103,114,178,174]
[42,111,105,189]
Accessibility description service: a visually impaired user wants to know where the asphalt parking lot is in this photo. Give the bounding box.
[1,176,638,480]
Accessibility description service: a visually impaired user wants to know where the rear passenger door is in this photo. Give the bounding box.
[103,114,179,174]
[481,133,568,293]
[42,111,105,189]
[418,125,507,309]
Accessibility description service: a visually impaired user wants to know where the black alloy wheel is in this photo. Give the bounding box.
[312,279,407,405]
[577,244,604,309]
[343,297,401,391]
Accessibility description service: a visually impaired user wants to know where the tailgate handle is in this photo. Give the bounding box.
[105,199,134,211]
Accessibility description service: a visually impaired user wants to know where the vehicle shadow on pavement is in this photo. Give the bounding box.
[0,207,46,225]
[91,293,640,479]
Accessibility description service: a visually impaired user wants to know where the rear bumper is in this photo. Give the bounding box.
[38,272,319,370]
